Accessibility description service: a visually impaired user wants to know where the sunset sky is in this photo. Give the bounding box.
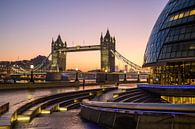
[0,0,168,71]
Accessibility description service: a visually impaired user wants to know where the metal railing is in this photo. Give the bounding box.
[82,101,195,114]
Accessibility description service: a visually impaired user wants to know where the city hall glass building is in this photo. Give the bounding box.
[143,0,195,85]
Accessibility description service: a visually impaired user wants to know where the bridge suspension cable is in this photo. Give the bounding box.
[11,66,28,74]
[33,53,52,72]
[10,53,52,74]
[110,50,142,72]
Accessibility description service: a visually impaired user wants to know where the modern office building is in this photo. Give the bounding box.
[143,0,195,85]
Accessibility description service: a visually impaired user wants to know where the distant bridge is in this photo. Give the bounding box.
[50,29,144,73]
[7,29,148,75]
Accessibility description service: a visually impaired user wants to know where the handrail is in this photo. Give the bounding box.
[82,101,195,113]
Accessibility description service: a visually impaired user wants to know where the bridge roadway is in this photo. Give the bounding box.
[58,45,101,52]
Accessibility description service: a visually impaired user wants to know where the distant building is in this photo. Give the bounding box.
[0,55,48,74]
[0,62,11,74]
[143,0,195,85]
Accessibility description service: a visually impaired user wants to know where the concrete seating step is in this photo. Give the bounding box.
[142,97,162,103]
[17,90,100,122]
[57,102,80,112]
[19,89,100,116]
[112,91,145,102]
[122,93,148,102]
[0,87,116,128]
[42,94,93,114]
[0,102,9,116]
[131,95,151,103]
[113,88,142,96]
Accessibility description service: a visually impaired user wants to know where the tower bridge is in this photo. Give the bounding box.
[51,29,142,73]
[51,29,116,72]
[5,29,144,75]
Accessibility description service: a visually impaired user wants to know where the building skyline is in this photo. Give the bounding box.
[0,0,169,71]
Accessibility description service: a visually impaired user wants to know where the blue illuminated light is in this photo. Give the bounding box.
[138,84,195,89]
[114,108,119,112]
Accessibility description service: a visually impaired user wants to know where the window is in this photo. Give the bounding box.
[190,10,195,16]
[184,11,190,17]
[179,13,184,18]
[169,9,195,21]
[173,14,179,20]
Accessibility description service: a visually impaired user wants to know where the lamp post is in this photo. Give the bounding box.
[75,68,79,82]
[124,71,127,82]
[82,73,85,90]
[105,69,108,83]
[137,71,140,83]
[30,65,34,83]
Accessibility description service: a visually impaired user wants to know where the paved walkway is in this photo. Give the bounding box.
[15,109,104,129]
[0,85,101,107]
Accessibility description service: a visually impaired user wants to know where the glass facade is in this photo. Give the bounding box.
[161,96,195,104]
[144,0,195,85]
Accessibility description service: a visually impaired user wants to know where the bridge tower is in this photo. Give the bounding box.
[100,29,116,72]
[51,35,67,72]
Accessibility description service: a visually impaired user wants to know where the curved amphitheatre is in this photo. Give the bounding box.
[80,85,195,129]
[0,85,195,129]
[0,86,116,129]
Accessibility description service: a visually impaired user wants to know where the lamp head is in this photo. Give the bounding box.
[30,65,34,69]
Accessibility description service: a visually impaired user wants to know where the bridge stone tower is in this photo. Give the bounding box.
[100,30,116,72]
[51,35,67,72]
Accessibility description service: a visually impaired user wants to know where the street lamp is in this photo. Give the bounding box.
[75,68,79,82]
[137,71,140,83]
[124,70,127,82]
[30,65,34,83]
[105,69,108,82]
